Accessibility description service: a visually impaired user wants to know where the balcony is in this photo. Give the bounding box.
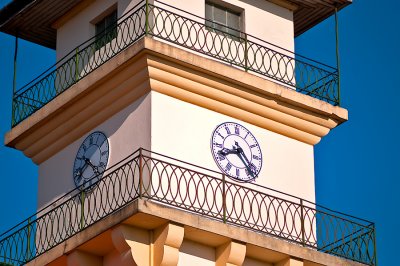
[11,0,339,128]
[0,148,375,265]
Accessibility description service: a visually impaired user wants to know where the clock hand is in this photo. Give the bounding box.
[234,142,249,161]
[84,158,101,175]
[218,147,239,156]
[74,161,90,184]
[236,152,256,179]
[234,142,256,178]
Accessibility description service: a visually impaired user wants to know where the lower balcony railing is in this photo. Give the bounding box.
[0,148,376,265]
[11,0,339,127]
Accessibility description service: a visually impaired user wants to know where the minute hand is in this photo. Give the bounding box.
[235,142,256,178]
[236,152,255,179]
[84,158,100,175]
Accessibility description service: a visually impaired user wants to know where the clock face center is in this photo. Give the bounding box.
[81,145,101,180]
[223,135,252,169]
[85,145,101,165]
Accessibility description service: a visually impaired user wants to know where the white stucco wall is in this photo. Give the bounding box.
[37,94,151,209]
[150,91,315,203]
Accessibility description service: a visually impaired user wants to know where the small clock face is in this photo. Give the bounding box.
[211,122,262,182]
[73,131,109,191]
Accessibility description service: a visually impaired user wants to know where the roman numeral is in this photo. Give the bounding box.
[236,168,239,177]
[225,126,231,134]
[252,155,260,160]
[245,169,251,176]
[214,143,222,148]
[225,162,232,171]
[250,144,258,149]
[234,126,240,135]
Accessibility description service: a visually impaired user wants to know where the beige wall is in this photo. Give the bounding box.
[37,94,151,209]
[150,91,315,202]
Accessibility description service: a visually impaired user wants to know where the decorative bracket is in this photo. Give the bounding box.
[216,240,246,266]
[154,222,184,266]
[111,225,150,266]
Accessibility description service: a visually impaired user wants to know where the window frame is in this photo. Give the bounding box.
[205,1,244,39]
[94,9,118,50]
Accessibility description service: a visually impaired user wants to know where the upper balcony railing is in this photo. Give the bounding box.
[11,0,340,127]
[0,148,376,265]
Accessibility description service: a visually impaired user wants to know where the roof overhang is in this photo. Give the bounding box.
[0,0,352,49]
[270,0,352,36]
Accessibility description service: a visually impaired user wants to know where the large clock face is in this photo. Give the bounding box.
[73,131,109,191]
[211,122,262,182]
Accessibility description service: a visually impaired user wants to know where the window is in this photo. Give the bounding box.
[205,1,242,38]
[95,10,118,50]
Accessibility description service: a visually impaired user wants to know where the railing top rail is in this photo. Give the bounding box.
[153,0,337,72]
[140,148,373,225]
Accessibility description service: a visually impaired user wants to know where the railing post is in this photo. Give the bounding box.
[139,148,143,198]
[145,0,149,35]
[335,7,341,105]
[11,99,16,128]
[75,48,79,83]
[11,33,18,127]
[222,174,226,223]
[80,190,85,230]
[12,32,18,95]
[244,33,248,72]
[26,217,31,261]
[300,199,306,246]
[373,224,378,266]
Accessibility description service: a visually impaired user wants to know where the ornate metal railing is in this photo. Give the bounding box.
[0,148,376,265]
[11,0,339,127]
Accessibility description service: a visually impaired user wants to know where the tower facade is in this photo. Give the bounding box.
[0,1,376,266]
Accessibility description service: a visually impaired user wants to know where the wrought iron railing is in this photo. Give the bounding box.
[0,148,376,265]
[11,0,339,127]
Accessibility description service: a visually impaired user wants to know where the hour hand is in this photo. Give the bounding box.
[218,147,238,156]
[84,158,98,173]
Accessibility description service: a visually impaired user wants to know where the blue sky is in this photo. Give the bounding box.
[0,0,396,264]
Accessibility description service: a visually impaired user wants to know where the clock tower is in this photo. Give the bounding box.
[0,0,377,266]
